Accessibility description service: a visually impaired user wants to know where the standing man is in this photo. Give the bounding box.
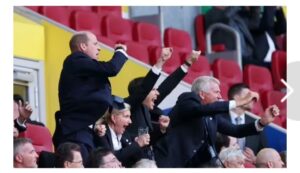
[53,31,128,164]
[154,76,279,167]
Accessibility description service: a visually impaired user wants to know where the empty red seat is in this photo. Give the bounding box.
[184,55,211,84]
[18,124,53,154]
[101,15,132,43]
[92,6,122,17]
[219,83,229,100]
[251,100,264,116]
[212,59,242,87]
[243,65,274,94]
[70,11,102,38]
[126,41,150,64]
[67,6,93,14]
[261,90,286,128]
[40,6,70,27]
[133,22,162,48]
[164,28,192,60]
[271,50,287,90]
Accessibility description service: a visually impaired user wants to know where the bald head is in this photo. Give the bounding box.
[256,148,284,168]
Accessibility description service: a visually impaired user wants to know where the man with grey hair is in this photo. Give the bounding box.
[256,148,284,168]
[14,138,38,168]
[53,31,128,164]
[154,76,279,167]
[219,147,245,168]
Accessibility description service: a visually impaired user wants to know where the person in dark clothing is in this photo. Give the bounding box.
[53,31,128,164]
[154,76,280,167]
[125,49,201,160]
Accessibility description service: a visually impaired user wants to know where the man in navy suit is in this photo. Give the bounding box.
[154,76,279,167]
[53,31,128,164]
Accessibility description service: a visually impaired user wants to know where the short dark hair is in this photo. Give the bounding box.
[69,32,89,52]
[13,94,24,104]
[85,147,113,168]
[227,83,249,100]
[128,77,144,95]
[55,142,81,168]
[215,133,230,154]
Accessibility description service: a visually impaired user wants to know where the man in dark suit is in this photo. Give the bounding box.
[125,49,201,159]
[225,83,267,154]
[94,96,149,167]
[154,76,279,167]
[53,31,128,164]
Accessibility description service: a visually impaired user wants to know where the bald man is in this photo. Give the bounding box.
[54,31,128,164]
[256,148,284,168]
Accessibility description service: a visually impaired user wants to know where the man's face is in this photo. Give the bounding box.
[83,33,100,60]
[18,143,38,168]
[66,151,84,168]
[271,152,284,168]
[101,153,122,168]
[13,101,20,120]
[112,110,132,135]
[200,82,222,104]
[143,89,159,110]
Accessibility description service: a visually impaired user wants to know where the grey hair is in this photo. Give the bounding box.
[105,103,131,123]
[191,76,220,93]
[132,159,157,168]
[219,147,245,163]
[14,138,33,158]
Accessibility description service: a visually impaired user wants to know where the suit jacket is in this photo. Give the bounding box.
[94,124,143,167]
[222,113,267,154]
[154,92,259,167]
[58,51,127,136]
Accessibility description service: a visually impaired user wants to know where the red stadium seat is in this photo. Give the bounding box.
[243,65,273,94]
[219,83,229,100]
[18,124,53,154]
[133,22,162,48]
[67,6,93,13]
[164,28,192,60]
[101,15,132,43]
[126,41,150,64]
[251,100,264,116]
[92,6,122,17]
[276,34,287,51]
[184,55,211,84]
[212,59,242,87]
[40,6,70,27]
[261,90,286,128]
[70,11,102,38]
[25,6,40,13]
[271,50,287,90]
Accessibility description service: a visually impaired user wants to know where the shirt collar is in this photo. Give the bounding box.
[229,110,245,124]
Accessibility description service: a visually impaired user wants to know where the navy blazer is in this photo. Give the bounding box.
[154,92,259,167]
[94,124,143,168]
[58,51,127,136]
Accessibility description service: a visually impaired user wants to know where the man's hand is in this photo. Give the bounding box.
[235,91,259,107]
[243,147,256,164]
[259,105,280,126]
[95,124,107,137]
[135,134,150,147]
[185,50,201,66]
[115,43,127,52]
[159,115,170,133]
[155,47,172,69]
[18,100,33,123]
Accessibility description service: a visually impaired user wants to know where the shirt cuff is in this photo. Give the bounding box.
[180,65,188,73]
[115,49,129,58]
[16,118,27,128]
[254,120,264,131]
[152,65,162,75]
[229,100,237,109]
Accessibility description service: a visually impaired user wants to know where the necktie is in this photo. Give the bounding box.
[235,117,246,150]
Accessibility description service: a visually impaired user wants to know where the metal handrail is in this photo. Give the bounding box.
[206,23,242,68]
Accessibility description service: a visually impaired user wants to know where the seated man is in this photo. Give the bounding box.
[55,142,84,168]
[94,96,149,167]
[14,138,38,168]
[86,147,122,168]
[219,147,245,168]
[256,148,284,168]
